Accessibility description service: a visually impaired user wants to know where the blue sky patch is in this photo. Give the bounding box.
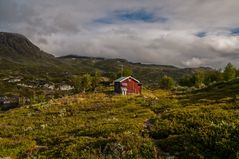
[94,18,114,24]
[195,32,207,38]
[95,9,167,24]
[231,28,239,36]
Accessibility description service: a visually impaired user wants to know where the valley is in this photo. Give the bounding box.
[1,32,239,158]
[1,1,239,158]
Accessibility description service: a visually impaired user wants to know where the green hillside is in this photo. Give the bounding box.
[0,93,158,158]
[1,84,239,158]
[59,55,212,87]
[146,80,239,158]
[180,78,239,104]
[0,32,75,82]
[0,32,64,68]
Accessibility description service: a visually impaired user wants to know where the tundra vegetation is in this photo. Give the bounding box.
[1,77,239,158]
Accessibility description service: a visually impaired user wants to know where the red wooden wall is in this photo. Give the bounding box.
[120,78,141,94]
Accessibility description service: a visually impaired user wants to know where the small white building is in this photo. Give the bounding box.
[59,85,74,91]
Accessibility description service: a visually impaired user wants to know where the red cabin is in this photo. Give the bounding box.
[114,76,142,95]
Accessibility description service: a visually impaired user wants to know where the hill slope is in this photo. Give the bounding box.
[59,55,212,87]
[1,87,239,158]
[183,78,239,104]
[0,32,64,69]
[0,32,53,60]
[0,93,158,158]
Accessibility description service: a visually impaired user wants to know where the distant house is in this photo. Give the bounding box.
[59,85,74,91]
[8,78,21,83]
[114,76,142,95]
[0,96,20,110]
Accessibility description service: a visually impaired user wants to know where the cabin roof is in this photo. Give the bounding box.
[114,76,140,83]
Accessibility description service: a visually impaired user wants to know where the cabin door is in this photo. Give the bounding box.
[121,87,127,95]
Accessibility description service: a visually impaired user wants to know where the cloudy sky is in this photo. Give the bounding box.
[1,0,239,68]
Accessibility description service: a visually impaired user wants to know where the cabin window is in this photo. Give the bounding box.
[122,83,127,86]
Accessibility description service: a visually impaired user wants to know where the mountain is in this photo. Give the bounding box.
[0,32,58,66]
[0,32,213,88]
[0,32,75,77]
[0,32,53,59]
[0,32,76,98]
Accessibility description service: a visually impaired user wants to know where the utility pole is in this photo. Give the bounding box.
[121,64,124,77]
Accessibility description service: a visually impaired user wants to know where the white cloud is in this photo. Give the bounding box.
[205,35,239,52]
[1,0,239,68]
[183,57,205,67]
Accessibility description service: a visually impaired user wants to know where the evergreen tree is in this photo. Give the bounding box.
[160,75,176,89]
[123,67,133,76]
[81,74,92,92]
[193,72,205,88]
[224,63,237,81]
[92,71,101,92]
[179,75,194,87]
[72,76,81,93]
[204,70,223,85]
[108,72,117,84]
[117,67,133,77]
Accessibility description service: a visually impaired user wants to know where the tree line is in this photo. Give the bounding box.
[70,62,238,91]
[160,63,238,89]
[71,67,133,93]
[71,72,101,93]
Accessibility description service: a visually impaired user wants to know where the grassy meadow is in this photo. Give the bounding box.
[0,92,158,158]
[1,84,239,158]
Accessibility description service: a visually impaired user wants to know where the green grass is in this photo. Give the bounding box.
[147,103,239,158]
[144,83,239,159]
[2,79,239,159]
[0,93,158,158]
[179,79,239,105]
